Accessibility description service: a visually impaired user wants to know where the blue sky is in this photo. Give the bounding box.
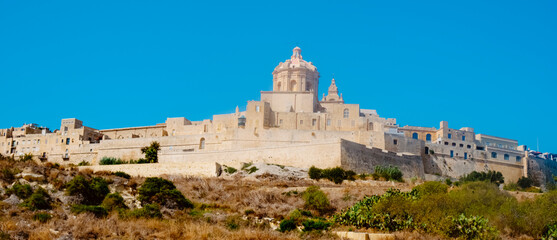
[1,1,555,152]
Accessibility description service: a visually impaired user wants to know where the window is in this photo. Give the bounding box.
[393,139,398,145]
[450,150,454,157]
[255,105,260,112]
[504,154,509,160]
[491,152,497,158]
[444,142,449,145]
[448,133,452,139]
[368,122,373,130]
[452,143,456,146]
[343,109,349,118]
[66,138,70,145]
[459,144,463,147]
[327,119,331,126]
[279,119,283,125]
[462,136,466,141]
[312,119,316,126]
[199,138,205,149]
[425,147,429,155]
[412,133,419,139]
[464,152,468,159]
[426,134,431,142]
[516,156,521,162]
[467,145,471,149]
[299,120,303,125]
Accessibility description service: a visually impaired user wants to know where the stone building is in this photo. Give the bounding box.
[1,47,554,184]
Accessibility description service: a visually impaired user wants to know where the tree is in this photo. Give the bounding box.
[141,142,160,163]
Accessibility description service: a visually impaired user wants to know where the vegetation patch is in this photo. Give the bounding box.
[141,141,160,163]
[372,165,403,182]
[113,171,131,179]
[65,175,109,205]
[308,166,356,184]
[32,212,52,223]
[302,186,332,215]
[138,177,193,209]
[71,204,109,218]
[223,165,237,174]
[21,187,51,210]
[459,170,504,186]
[8,182,33,199]
[120,203,162,219]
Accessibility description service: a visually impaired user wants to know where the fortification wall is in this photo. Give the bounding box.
[160,139,343,170]
[80,161,217,177]
[527,156,557,189]
[423,155,525,182]
[339,139,425,178]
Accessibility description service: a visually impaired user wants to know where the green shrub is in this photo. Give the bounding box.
[101,192,127,211]
[446,214,497,240]
[302,219,332,232]
[322,167,346,184]
[8,183,33,199]
[240,163,258,174]
[19,153,33,162]
[358,173,367,180]
[66,175,109,205]
[22,187,51,210]
[138,177,193,209]
[114,171,131,179]
[279,219,297,232]
[412,181,448,198]
[245,166,258,174]
[517,176,534,189]
[445,178,453,186]
[33,212,52,223]
[99,157,127,165]
[333,188,417,231]
[308,166,322,180]
[77,161,90,166]
[141,142,160,163]
[460,171,504,186]
[244,209,255,215]
[71,204,108,218]
[374,165,403,182]
[308,166,357,184]
[223,166,237,174]
[542,222,557,240]
[302,186,331,214]
[1,167,19,183]
[121,203,162,219]
[503,182,519,191]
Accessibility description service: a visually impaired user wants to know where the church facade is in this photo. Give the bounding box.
[1,47,551,183]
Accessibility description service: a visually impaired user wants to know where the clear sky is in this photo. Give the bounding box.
[1,1,555,152]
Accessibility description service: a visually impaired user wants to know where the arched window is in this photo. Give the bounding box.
[491,152,497,158]
[426,134,432,142]
[343,109,349,118]
[412,133,419,139]
[368,122,373,130]
[199,138,205,150]
[290,80,297,91]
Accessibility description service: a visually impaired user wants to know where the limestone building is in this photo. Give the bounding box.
[1,47,554,183]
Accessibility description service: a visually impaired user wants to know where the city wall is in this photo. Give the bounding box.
[339,139,425,178]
